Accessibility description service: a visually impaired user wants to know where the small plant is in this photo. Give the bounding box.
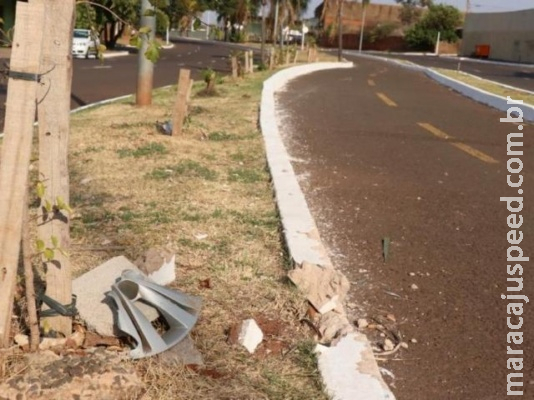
[201,68,217,94]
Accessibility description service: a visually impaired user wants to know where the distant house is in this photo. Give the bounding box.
[463,9,534,63]
[322,1,401,34]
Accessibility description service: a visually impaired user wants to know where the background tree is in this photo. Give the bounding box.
[395,0,432,26]
[404,3,461,50]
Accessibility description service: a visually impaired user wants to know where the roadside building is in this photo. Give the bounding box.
[463,9,534,63]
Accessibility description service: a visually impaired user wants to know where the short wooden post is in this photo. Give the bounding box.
[231,56,238,78]
[293,50,299,64]
[185,78,194,116]
[0,0,46,348]
[172,68,191,136]
[249,51,254,73]
[285,50,291,65]
[307,48,312,62]
[38,0,76,337]
[269,48,275,70]
[244,51,250,74]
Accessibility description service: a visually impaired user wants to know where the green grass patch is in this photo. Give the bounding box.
[117,142,168,158]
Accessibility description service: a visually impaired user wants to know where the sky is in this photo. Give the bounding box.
[304,0,534,17]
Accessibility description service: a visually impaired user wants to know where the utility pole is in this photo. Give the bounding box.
[273,0,279,45]
[337,0,344,61]
[261,0,267,64]
[358,1,368,53]
[136,0,156,106]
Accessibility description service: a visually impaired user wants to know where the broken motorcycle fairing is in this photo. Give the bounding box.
[107,269,201,359]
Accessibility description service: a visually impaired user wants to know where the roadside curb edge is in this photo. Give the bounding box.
[260,62,396,400]
[349,52,534,122]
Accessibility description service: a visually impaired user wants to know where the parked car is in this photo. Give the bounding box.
[72,29,99,59]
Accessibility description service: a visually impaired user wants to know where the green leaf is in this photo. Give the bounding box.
[44,199,53,213]
[143,9,157,17]
[139,26,152,35]
[56,196,66,210]
[51,235,59,248]
[44,248,55,262]
[129,35,142,49]
[36,182,45,199]
[144,41,161,63]
[36,239,45,252]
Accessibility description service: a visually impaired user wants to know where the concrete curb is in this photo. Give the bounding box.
[348,52,534,122]
[260,63,395,400]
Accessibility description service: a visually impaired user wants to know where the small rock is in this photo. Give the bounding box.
[357,318,368,329]
[80,177,93,185]
[194,233,208,240]
[383,339,395,352]
[409,272,416,277]
[411,283,419,290]
[347,302,357,310]
[410,338,418,344]
[237,319,264,354]
[400,342,409,349]
[386,313,396,322]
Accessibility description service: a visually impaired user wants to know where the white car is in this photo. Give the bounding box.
[72,29,99,59]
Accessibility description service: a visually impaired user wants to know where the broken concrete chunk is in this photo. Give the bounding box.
[318,311,354,345]
[135,247,176,285]
[156,335,204,366]
[237,319,264,354]
[288,261,350,314]
[73,256,158,337]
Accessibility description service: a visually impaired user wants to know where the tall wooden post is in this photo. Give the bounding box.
[37,0,76,337]
[172,69,191,136]
[0,0,46,348]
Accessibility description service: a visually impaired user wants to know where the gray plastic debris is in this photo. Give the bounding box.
[156,120,172,135]
[108,269,201,359]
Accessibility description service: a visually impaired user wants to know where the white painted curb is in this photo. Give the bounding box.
[348,52,534,122]
[424,68,534,122]
[260,63,395,400]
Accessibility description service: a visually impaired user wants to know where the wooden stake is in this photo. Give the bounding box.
[37,0,76,337]
[307,48,312,63]
[244,51,250,74]
[172,68,191,136]
[293,50,299,64]
[231,56,238,79]
[185,78,194,117]
[22,189,38,352]
[269,49,275,70]
[249,51,254,73]
[0,0,46,348]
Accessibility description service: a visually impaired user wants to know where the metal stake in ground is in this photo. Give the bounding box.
[38,0,76,337]
[172,68,191,136]
[0,0,46,348]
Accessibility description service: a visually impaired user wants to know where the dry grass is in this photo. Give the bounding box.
[433,68,534,106]
[64,69,329,398]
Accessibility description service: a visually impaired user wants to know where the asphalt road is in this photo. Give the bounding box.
[0,38,255,129]
[345,51,534,92]
[276,57,533,399]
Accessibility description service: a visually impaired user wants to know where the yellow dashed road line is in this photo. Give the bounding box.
[418,122,498,164]
[376,92,397,107]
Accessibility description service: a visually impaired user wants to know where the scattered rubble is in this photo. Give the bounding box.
[229,319,264,354]
[0,349,144,400]
[288,261,350,314]
[135,247,176,286]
